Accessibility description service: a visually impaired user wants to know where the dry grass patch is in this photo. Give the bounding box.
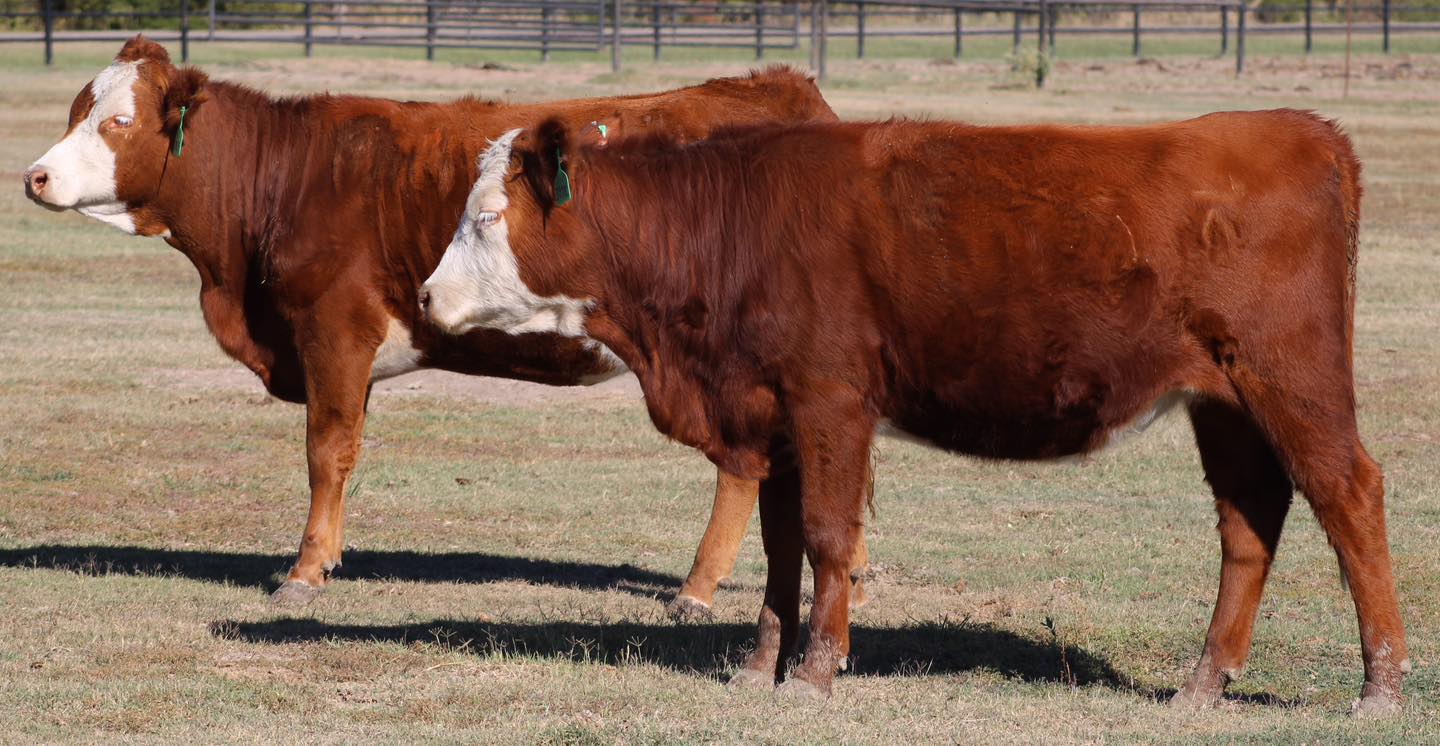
[2,42,1439,743]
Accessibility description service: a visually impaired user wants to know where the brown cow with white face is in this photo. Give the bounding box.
[23,36,870,615]
[24,43,204,234]
[424,114,1408,713]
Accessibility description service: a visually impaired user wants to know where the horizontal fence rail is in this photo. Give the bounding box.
[2,0,1437,74]
[624,1,801,57]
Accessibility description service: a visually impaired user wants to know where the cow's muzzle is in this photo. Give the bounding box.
[419,282,472,335]
[22,165,63,210]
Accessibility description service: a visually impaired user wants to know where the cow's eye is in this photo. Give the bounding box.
[109,115,134,129]
[475,211,499,230]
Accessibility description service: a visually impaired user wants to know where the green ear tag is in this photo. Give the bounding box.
[596,123,608,141]
[553,148,572,207]
[172,105,188,157]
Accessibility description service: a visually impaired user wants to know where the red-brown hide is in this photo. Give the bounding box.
[47,36,839,605]
[496,112,1407,709]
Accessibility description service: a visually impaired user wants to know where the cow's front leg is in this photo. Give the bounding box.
[669,470,759,620]
[271,321,380,606]
[668,469,873,621]
[728,464,803,690]
[777,387,874,700]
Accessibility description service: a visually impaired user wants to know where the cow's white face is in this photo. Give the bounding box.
[420,129,592,339]
[24,37,207,239]
[25,60,143,233]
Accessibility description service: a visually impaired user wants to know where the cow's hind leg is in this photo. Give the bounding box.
[1173,400,1292,708]
[848,530,872,611]
[1223,364,1408,714]
[1323,445,1409,716]
[728,464,803,690]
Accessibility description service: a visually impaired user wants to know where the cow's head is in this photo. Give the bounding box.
[420,120,598,338]
[23,35,208,235]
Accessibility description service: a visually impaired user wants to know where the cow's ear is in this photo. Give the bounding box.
[162,66,209,137]
[116,34,171,65]
[519,117,574,213]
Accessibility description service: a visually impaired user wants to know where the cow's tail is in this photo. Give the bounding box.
[1317,114,1364,368]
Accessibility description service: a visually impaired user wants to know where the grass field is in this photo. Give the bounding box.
[2,41,1439,743]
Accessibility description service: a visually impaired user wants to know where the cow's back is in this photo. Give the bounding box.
[477,66,835,143]
[845,112,1361,457]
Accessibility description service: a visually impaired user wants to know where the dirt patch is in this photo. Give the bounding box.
[159,367,644,407]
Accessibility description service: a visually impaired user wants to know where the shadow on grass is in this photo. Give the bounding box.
[213,616,1128,687]
[0,544,680,598]
[1148,687,1307,708]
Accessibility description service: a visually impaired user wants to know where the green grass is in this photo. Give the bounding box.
[1,44,1439,743]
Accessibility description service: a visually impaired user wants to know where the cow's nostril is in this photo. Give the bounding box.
[24,167,48,197]
[418,288,431,313]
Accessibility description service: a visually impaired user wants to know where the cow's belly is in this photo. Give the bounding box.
[871,270,1197,459]
[882,369,1192,461]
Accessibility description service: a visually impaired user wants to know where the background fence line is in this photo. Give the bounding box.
[3,0,1437,76]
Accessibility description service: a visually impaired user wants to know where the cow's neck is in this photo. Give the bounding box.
[147,82,305,278]
[144,82,316,396]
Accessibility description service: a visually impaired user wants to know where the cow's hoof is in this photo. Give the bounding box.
[1351,690,1403,718]
[774,677,828,702]
[665,595,713,622]
[270,580,324,607]
[726,668,775,691]
[1169,681,1222,710]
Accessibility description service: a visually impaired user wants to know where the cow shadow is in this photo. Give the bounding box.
[214,616,1127,688]
[0,544,680,599]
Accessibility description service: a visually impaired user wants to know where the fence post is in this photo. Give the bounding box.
[1219,5,1227,53]
[1132,4,1141,56]
[652,2,661,59]
[857,0,865,59]
[425,0,436,61]
[541,2,551,61]
[42,0,53,65]
[1235,0,1245,76]
[817,0,827,81]
[808,0,818,71]
[1039,0,1050,85]
[755,2,764,60]
[208,0,216,41]
[1012,11,1022,53]
[611,0,622,72]
[1383,0,1390,52]
[304,0,313,57]
[1038,0,1048,56]
[1048,4,1056,51]
[953,8,961,58]
[180,0,190,62]
[1304,0,1312,52]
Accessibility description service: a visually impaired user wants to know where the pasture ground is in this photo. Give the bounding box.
[1,41,1439,744]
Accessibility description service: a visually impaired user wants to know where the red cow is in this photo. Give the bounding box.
[21,35,868,614]
[421,113,1408,713]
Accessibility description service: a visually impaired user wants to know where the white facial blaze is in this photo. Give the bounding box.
[421,129,594,341]
[28,60,142,234]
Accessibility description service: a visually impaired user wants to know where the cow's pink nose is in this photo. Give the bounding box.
[23,167,49,199]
